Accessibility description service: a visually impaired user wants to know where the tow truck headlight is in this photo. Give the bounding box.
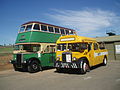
[56,57,60,61]
[72,57,77,61]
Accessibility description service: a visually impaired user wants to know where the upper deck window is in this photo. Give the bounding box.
[41,25,47,31]
[55,28,60,33]
[60,29,65,34]
[20,26,25,32]
[94,43,99,50]
[33,24,40,30]
[25,24,32,31]
[48,26,54,32]
[65,30,69,35]
[69,30,74,35]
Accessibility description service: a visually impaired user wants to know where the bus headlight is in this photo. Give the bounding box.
[56,57,60,61]
[72,57,77,61]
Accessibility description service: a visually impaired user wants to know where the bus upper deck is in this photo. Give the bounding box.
[16,21,76,44]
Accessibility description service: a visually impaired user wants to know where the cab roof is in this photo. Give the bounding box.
[57,35,96,44]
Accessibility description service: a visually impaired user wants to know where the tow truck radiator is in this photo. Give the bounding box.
[62,52,72,62]
[16,54,22,67]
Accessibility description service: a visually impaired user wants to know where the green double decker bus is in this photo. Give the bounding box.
[11,21,76,73]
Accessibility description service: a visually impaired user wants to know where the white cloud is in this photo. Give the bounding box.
[47,9,120,37]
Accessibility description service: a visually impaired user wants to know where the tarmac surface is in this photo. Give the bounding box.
[0,60,120,90]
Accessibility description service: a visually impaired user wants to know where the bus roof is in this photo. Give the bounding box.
[22,21,75,31]
[57,35,96,44]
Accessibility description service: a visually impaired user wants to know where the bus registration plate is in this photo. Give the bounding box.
[66,54,71,62]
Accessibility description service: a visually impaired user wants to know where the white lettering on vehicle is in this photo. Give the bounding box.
[61,38,75,41]
[94,52,108,57]
[38,53,41,57]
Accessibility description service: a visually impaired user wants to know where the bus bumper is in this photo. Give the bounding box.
[55,61,80,69]
[10,60,27,68]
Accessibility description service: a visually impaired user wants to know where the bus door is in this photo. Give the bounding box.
[88,43,100,66]
[49,45,56,66]
[41,45,55,67]
[93,43,100,65]
[88,43,94,66]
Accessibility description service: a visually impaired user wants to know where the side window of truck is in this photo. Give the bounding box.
[44,46,49,53]
[99,42,105,49]
[49,45,56,53]
[94,43,99,50]
[44,45,56,53]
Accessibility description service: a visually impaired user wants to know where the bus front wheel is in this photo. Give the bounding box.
[28,60,40,73]
[13,64,19,71]
[80,61,89,74]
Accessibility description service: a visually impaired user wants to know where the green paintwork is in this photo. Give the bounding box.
[15,31,61,43]
[41,53,56,67]
[13,53,56,67]
[14,31,60,68]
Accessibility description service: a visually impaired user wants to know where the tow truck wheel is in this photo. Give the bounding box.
[80,61,89,74]
[13,64,19,71]
[56,68,62,73]
[28,60,40,73]
[102,57,107,66]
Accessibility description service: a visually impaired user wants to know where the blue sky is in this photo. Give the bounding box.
[0,0,120,45]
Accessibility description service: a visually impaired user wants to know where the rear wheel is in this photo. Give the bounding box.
[102,57,107,66]
[28,60,40,73]
[56,68,62,73]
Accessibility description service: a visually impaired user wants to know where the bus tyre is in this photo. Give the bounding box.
[80,61,88,74]
[13,64,19,71]
[28,60,40,73]
[56,68,62,73]
[102,57,107,66]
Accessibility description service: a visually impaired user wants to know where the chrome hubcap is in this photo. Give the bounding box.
[33,64,38,69]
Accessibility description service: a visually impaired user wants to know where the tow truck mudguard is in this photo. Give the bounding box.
[55,61,81,69]
[10,60,16,64]
[10,60,27,68]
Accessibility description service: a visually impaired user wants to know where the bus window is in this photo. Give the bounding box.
[88,43,92,51]
[60,29,65,34]
[69,30,73,35]
[41,25,47,31]
[20,26,25,32]
[44,46,49,53]
[49,45,56,53]
[14,45,20,50]
[65,30,69,35]
[48,26,54,32]
[99,42,105,49]
[68,43,87,52]
[33,24,40,30]
[15,44,40,52]
[57,44,66,51]
[55,28,60,33]
[25,24,32,31]
[94,43,99,50]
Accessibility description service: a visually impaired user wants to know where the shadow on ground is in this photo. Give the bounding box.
[54,63,104,75]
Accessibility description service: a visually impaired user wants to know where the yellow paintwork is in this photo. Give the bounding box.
[56,35,108,67]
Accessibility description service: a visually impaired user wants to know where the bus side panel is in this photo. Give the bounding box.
[99,49,108,64]
[41,53,55,67]
[15,32,61,44]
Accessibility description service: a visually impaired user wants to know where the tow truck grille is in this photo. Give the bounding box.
[16,54,22,67]
[62,52,72,62]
